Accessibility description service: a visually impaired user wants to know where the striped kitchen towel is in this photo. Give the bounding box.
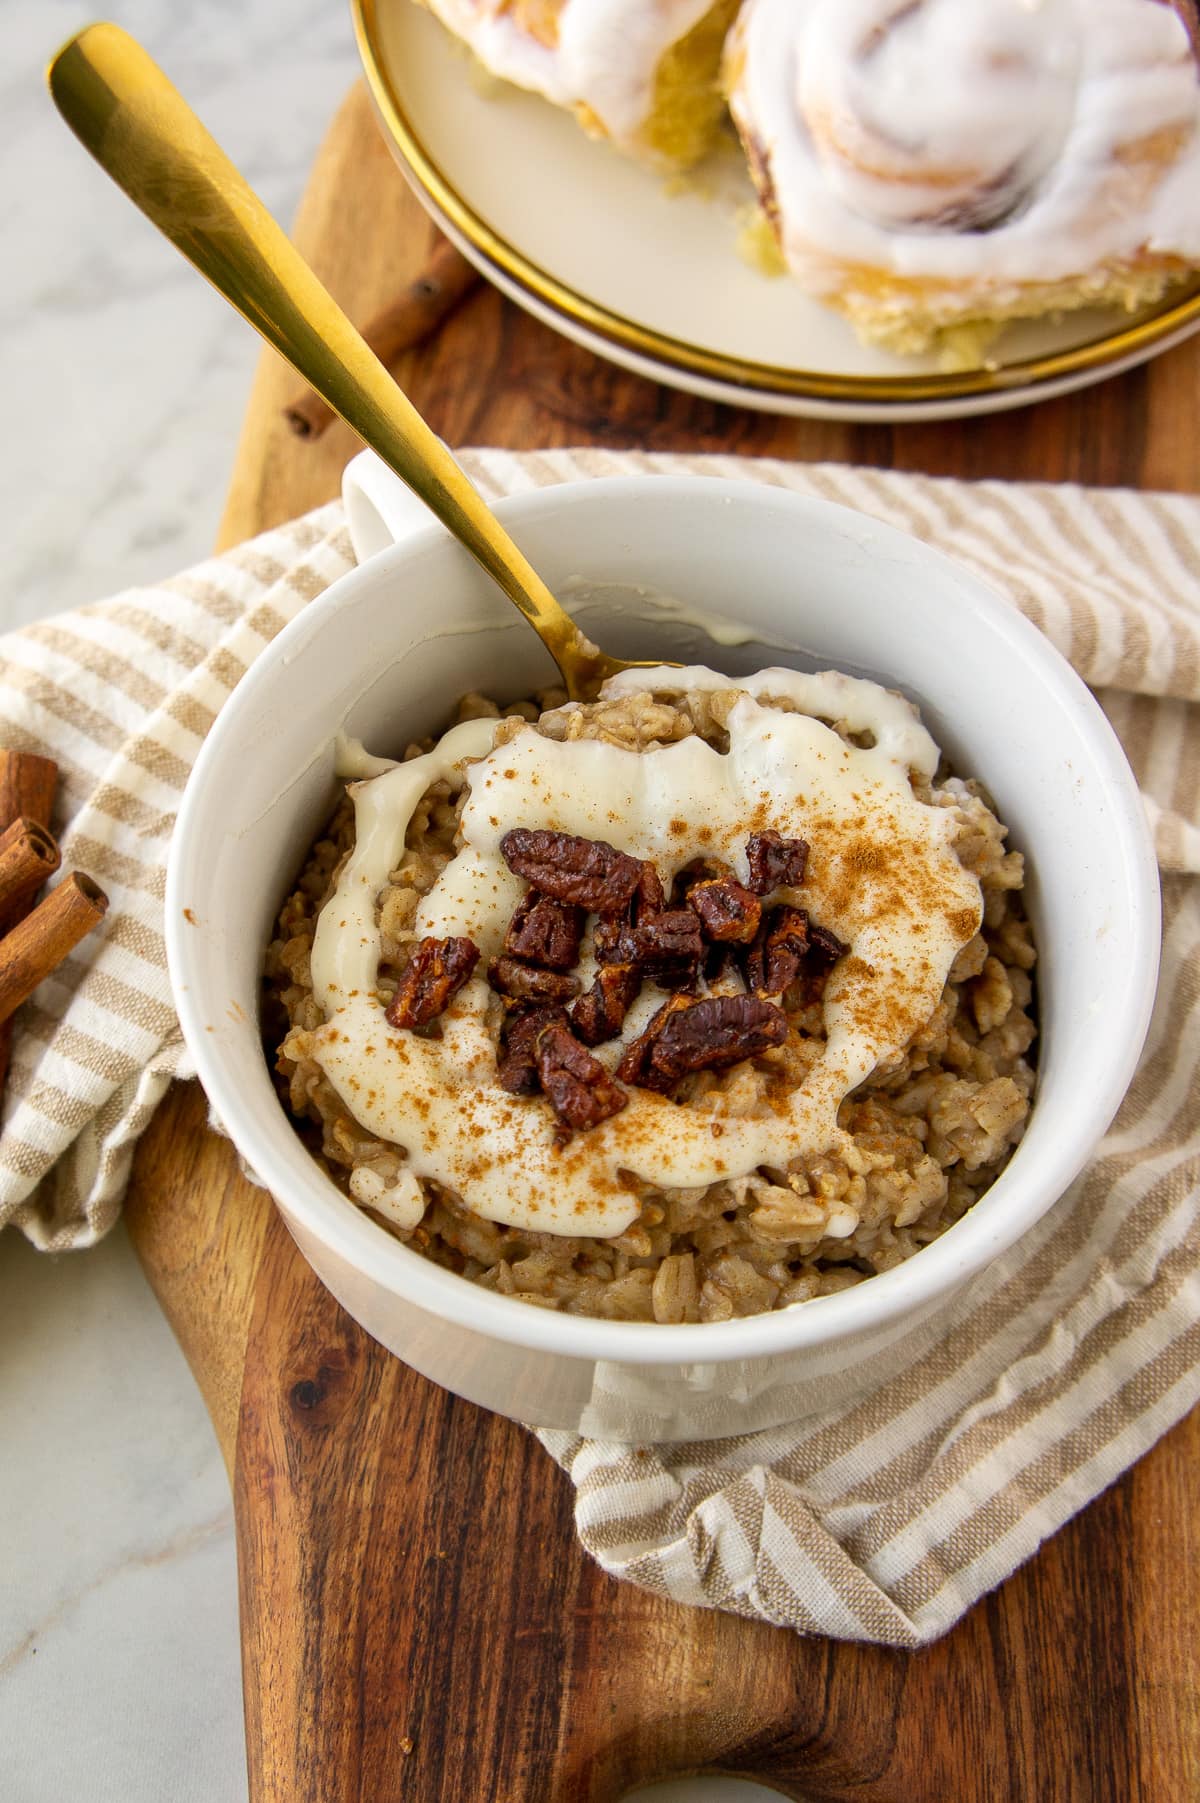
[1,450,1197,1646]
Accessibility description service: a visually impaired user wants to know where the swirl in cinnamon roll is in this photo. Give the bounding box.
[423,0,741,165]
[726,0,1200,357]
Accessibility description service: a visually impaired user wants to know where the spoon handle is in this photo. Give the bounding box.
[47,22,606,696]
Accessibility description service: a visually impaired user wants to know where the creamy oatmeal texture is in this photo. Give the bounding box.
[269,667,1036,1322]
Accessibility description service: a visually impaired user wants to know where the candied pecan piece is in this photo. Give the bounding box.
[503,890,583,969]
[670,860,758,965]
[598,909,704,993]
[487,955,580,1004]
[496,1047,540,1097]
[591,916,626,965]
[496,1004,567,1095]
[746,905,810,996]
[535,1023,629,1133]
[614,995,690,1090]
[809,921,849,964]
[689,876,762,945]
[746,908,849,1001]
[745,830,809,895]
[593,858,702,989]
[648,994,788,1083]
[592,861,665,953]
[669,857,725,907]
[385,935,479,1029]
[500,828,642,912]
[571,963,640,1046]
[596,907,703,974]
[632,860,666,917]
[650,958,705,995]
[702,942,739,987]
[797,921,849,1006]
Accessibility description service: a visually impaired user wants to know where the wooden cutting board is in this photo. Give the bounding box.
[124,80,1200,1802]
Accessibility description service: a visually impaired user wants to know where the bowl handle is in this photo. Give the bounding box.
[342,446,455,563]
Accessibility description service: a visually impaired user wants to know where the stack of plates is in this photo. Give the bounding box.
[352,0,1200,422]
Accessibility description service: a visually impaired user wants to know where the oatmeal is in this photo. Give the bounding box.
[266,667,1036,1322]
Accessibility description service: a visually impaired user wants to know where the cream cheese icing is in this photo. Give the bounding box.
[425,0,717,144]
[307,668,983,1240]
[728,0,1200,292]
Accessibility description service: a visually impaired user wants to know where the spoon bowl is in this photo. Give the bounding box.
[46,20,666,701]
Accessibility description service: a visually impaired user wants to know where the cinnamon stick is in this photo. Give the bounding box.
[283,236,482,440]
[0,818,61,921]
[0,873,109,1029]
[0,750,58,851]
[0,750,59,1097]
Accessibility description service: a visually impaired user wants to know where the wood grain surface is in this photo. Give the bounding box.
[124,79,1200,1803]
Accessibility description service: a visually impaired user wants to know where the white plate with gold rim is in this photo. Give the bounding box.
[352,0,1200,422]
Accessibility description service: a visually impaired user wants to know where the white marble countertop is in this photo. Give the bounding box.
[2,6,360,1796]
[0,5,773,1798]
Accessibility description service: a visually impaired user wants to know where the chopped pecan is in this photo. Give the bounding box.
[745,831,809,895]
[670,860,758,965]
[797,921,849,1005]
[745,907,848,1000]
[570,963,640,1046]
[535,1023,629,1133]
[647,994,788,1084]
[592,861,665,948]
[591,858,702,987]
[689,876,762,944]
[631,909,704,972]
[500,828,642,912]
[746,905,810,997]
[614,996,689,1091]
[503,890,583,970]
[650,953,705,995]
[591,916,626,965]
[809,920,849,965]
[496,1004,567,1094]
[487,955,580,1004]
[385,935,480,1029]
[631,860,665,918]
[596,908,703,989]
[669,857,725,907]
[702,942,739,988]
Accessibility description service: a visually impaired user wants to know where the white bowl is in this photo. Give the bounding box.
[166,463,1160,1441]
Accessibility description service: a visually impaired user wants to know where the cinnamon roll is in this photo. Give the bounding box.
[423,0,741,165]
[726,0,1200,359]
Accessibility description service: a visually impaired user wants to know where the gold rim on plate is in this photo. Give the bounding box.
[352,0,1200,405]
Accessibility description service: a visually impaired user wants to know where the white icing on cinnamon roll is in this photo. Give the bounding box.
[424,0,734,160]
[726,0,1200,352]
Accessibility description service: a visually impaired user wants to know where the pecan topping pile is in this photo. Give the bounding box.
[383,825,848,1138]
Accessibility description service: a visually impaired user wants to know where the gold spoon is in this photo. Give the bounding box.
[47,22,665,702]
